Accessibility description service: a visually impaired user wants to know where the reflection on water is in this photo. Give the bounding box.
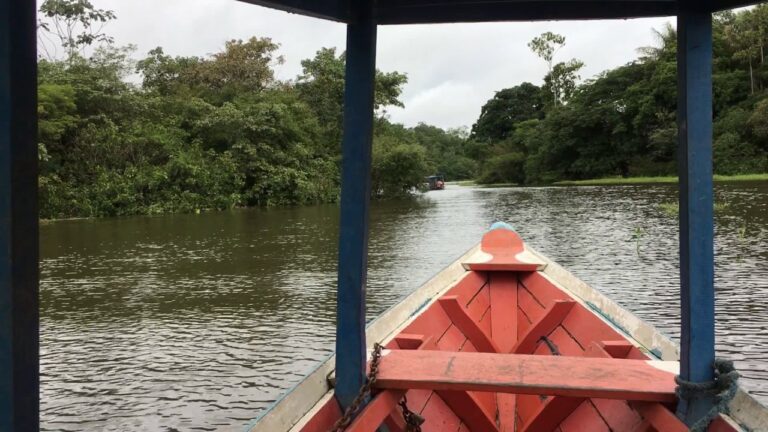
[41,183,768,431]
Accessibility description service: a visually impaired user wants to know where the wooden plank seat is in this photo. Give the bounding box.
[374,350,678,402]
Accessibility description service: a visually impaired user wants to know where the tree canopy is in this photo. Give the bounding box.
[473,12,768,185]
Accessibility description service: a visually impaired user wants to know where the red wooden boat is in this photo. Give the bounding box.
[250,225,768,432]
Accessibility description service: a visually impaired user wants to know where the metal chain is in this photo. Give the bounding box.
[329,343,427,432]
[399,394,425,431]
[330,342,384,432]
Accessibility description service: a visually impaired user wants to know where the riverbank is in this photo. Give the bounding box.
[450,180,518,188]
[553,173,768,186]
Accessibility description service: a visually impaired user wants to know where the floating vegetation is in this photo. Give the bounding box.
[630,226,646,256]
[658,201,730,217]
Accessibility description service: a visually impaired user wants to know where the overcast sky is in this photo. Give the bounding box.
[88,0,674,129]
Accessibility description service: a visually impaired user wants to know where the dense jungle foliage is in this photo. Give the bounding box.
[37,1,768,218]
[473,7,768,184]
[37,1,473,218]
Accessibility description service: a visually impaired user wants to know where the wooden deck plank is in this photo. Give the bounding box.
[560,305,624,349]
[518,285,546,324]
[489,273,518,353]
[444,271,488,305]
[439,296,499,353]
[511,301,576,354]
[420,392,462,432]
[517,305,532,340]
[519,272,571,307]
[465,283,490,323]
[374,350,678,402]
[547,325,584,356]
[630,402,688,432]
[438,390,499,432]
[521,396,585,432]
[559,401,611,432]
[402,305,453,342]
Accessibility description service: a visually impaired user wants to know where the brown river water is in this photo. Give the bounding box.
[40,183,768,431]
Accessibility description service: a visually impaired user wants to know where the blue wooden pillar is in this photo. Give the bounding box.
[334,0,377,410]
[0,0,40,431]
[676,1,715,425]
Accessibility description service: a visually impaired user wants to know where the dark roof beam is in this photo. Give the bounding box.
[375,1,679,24]
[238,0,348,22]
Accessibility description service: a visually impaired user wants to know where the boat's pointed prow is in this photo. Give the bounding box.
[462,222,546,272]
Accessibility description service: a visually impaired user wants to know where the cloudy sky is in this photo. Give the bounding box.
[86,0,674,129]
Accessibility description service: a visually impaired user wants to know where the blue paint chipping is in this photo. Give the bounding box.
[334,0,377,411]
[488,221,515,232]
[676,2,716,425]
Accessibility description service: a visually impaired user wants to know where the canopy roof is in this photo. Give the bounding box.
[242,0,759,24]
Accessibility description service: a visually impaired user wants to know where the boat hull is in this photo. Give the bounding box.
[249,237,768,432]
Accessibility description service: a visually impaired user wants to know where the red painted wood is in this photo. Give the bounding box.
[586,341,685,432]
[298,396,342,432]
[420,393,462,432]
[497,393,516,432]
[519,272,571,307]
[517,306,532,340]
[402,305,452,343]
[383,411,407,432]
[547,326,584,356]
[395,334,431,350]
[465,283,490,323]
[600,340,634,358]
[631,402,688,432]
[592,398,644,431]
[511,301,576,354]
[437,324,466,352]
[559,401,611,432]
[630,421,654,432]
[439,296,499,353]
[396,333,437,416]
[445,271,488,306]
[521,396,584,432]
[347,390,406,432]
[464,228,541,272]
[518,286,546,324]
[438,390,499,432]
[375,350,678,402]
[489,273,518,353]
[560,304,624,349]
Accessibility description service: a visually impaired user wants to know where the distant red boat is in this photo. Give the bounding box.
[426,175,445,190]
[250,225,767,432]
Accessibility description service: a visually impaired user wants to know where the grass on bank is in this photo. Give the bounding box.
[553,173,768,186]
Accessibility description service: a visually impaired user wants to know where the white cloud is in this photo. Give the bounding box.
[91,0,673,129]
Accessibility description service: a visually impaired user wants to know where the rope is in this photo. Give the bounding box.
[675,358,740,432]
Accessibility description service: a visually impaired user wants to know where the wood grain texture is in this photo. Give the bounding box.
[375,350,678,402]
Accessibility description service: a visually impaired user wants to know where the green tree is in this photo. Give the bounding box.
[38,0,116,60]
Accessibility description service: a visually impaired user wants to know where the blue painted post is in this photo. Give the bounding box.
[0,0,39,431]
[334,0,377,410]
[676,2,715,425]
